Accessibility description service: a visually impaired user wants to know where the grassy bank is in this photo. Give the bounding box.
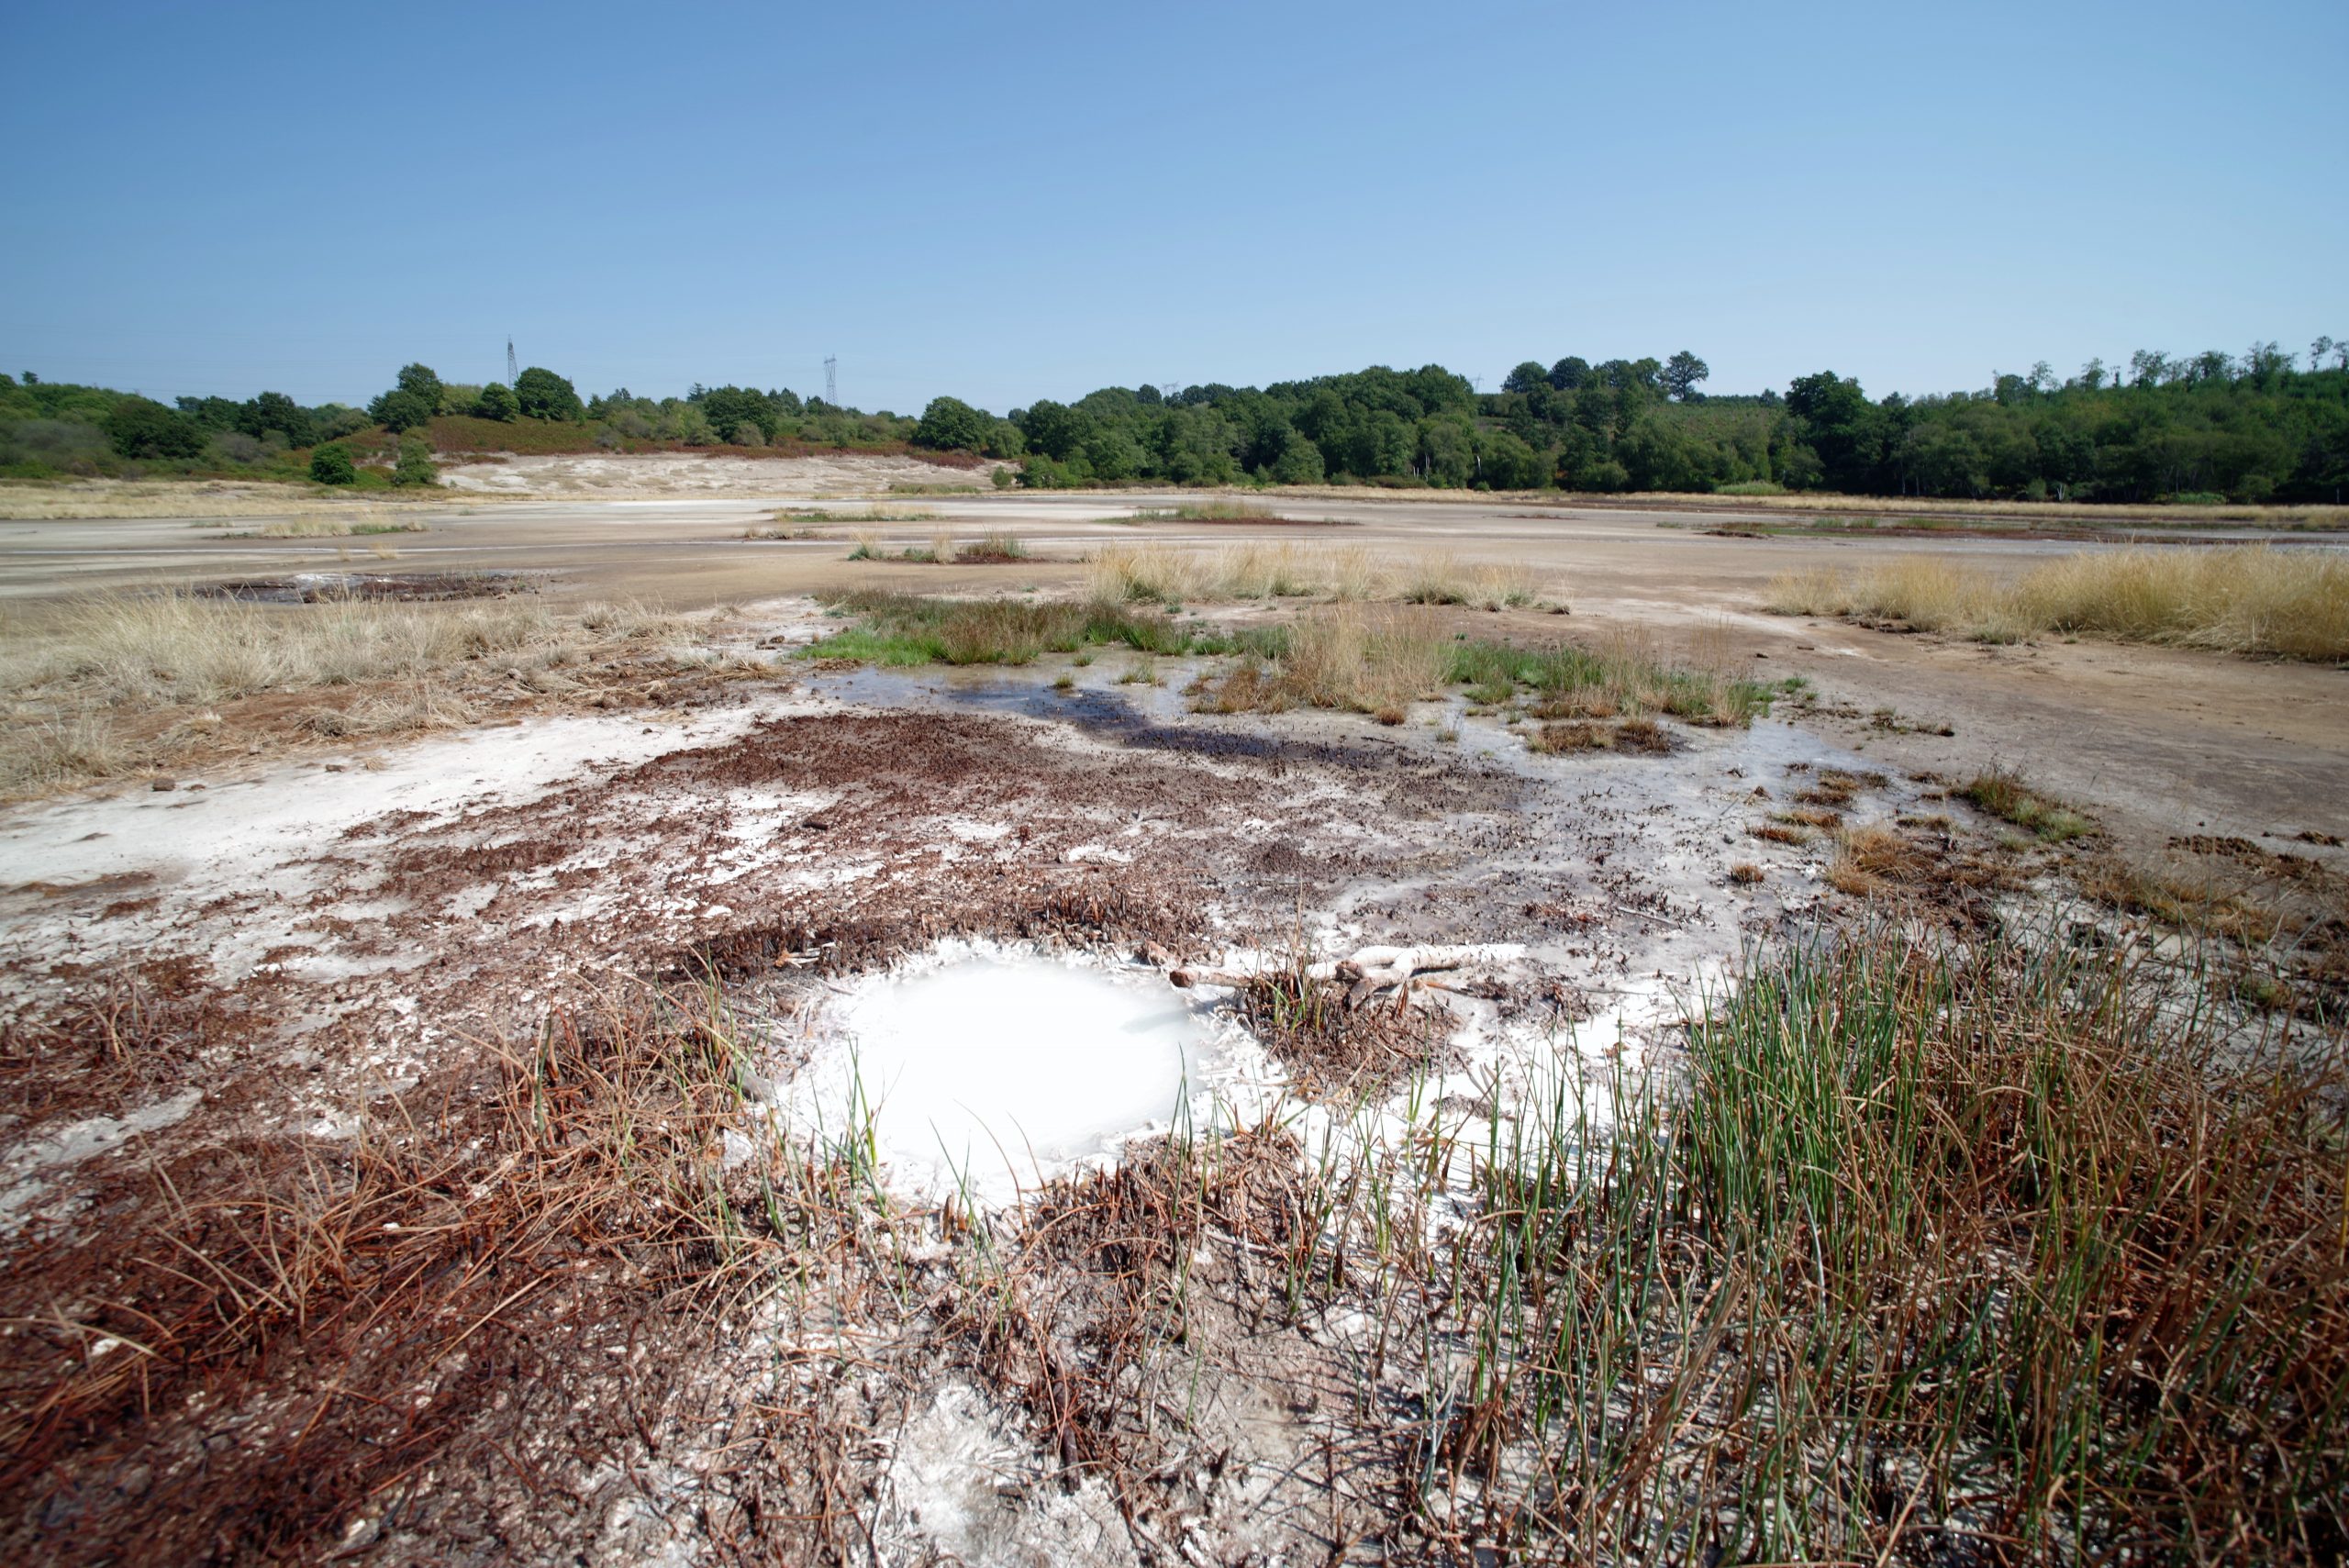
[1769,544,2349,660]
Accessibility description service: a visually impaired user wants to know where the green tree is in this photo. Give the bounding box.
[1549,357,1592,390]
[1416,416,1475,486]
[696,385,778,441]
[1019,399,1091,461]
[1082,427,1145,481]
[1502,361,1551,395]
[103,396,207,460]
[309,442,356,484]
[392,433,438,486]
[395,362,443,411]
[1785,372,1883,491]
[313,404,372,440]
[1269,432,1324,484]
[913,395,991,450]
[514,366,583,421]
[236,391,313,448]
[473,382,518,421]
[1477,428,1546,489]
[1662,350,1710,402]
[174,395,241,430]
[369,389,435,433]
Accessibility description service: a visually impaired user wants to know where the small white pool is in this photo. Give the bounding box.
[789,945,1220,1204]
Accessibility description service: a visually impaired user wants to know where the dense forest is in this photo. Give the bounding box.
[6,338,2346,504]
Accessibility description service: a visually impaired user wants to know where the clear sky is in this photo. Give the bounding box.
[4,0,2343,413]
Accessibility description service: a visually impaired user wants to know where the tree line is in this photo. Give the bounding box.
[909,340,2349,504]
[6,338,2346,503]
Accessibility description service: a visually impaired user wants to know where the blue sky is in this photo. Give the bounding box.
[4,0,2343,412]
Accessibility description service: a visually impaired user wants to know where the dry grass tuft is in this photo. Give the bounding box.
[1771,544,2349,660]
[1245,605,1450,716]
[1527,719,1609,752]
[1086,543,1553,610]
[957,530,1028,562]
[0,593,698,798]
[1826,822,1930,895]
[234,511,429,539]
[1232,957,1452,1090]
[1396,553,1543,610]
[1611,715,1672,753]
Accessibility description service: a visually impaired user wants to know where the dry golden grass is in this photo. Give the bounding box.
[2077,855,2286,947]
[1770,545,2349,660]
[238,511,429,539]
[1188,605,1451,716]
[1086,543,1553,609]
[0,593,698,797]
[1394,552,1542,609]
[1827,822,1930,896]
[1527,719,1609,752]
[1272,605,1451,715]
[1085,541,1316,601]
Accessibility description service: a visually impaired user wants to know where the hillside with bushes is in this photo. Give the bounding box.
[6,339,2345,505]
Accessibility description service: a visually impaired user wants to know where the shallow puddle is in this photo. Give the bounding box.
[788,945,1229,1203]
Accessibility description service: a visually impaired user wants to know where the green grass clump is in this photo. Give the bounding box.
[1126,498,1279,522]
[1959,767,2094,840]
[801,590,1271,667]
[1447,637,1775,726]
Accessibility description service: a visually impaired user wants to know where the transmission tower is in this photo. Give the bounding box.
[506,338,518,385]
[823,356,838,405]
